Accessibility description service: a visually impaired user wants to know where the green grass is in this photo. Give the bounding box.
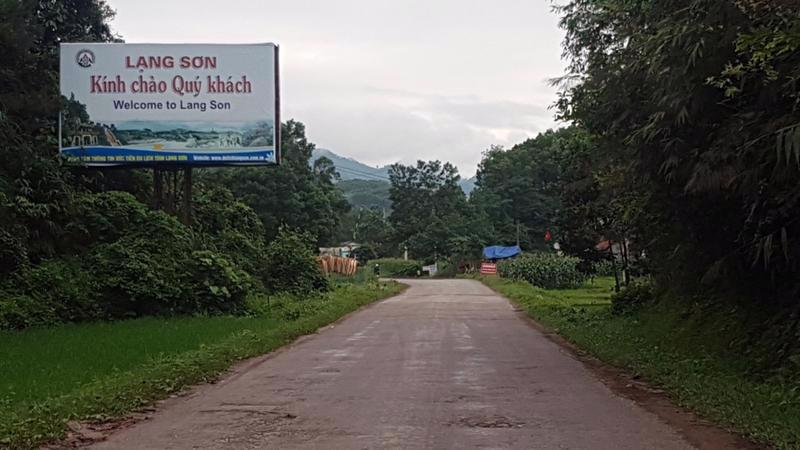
[480,276,800,449]
[0,316,278,406]
[0,281,404,449]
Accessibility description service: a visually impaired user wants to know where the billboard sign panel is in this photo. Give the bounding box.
[59,43,279,166]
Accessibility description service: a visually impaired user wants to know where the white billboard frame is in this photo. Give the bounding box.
[59,43,280,167]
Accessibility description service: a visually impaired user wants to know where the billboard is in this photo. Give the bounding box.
[59,43,279,166]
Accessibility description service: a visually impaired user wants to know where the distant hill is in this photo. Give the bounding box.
[312,148,391,182]
[311,148,477,201]
[337,179,392,210]
[460,177,476,195]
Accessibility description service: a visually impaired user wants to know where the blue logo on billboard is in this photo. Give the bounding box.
[76,49,95,68]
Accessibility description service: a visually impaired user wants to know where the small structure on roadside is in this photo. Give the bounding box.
[422,263,438,277]
[480,245,521,275]
[319,242,360,259]
[482,245,521,261]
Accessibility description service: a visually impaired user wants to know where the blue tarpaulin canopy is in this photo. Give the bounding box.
[483,245,521,260]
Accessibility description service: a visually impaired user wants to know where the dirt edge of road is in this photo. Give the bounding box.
[482,282,764,450]
[46,283,410,449]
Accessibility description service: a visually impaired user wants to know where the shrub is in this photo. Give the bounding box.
[91,238,189,317]
[66,191,150,249]
[498,252,587,289]
[262,228,329,295]
[0,293,59,330]
[611,280,654,315]
[186,250,252,314]
[368,258,423,277]
[209,229,266,278]
[89,210,195,317]
[351,244,379,264]
[0,258,102,330]
[592,259,616,277]
[0,229,28,275]
[17,258,101,322]
[434,260,458,278]
[192,185,265,241]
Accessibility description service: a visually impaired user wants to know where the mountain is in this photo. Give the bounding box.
[312,148,391,182]
[311,148,477,204]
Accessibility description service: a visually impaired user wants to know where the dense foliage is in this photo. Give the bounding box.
[610,280,655,316]
[337,179,391,210]
[547,0,800,367]
[554,0,800,292]
[200,121,350,247]
[368,258,423,277]
[261,227,329,295]
[387,160,488,263]
[497,253,586,289]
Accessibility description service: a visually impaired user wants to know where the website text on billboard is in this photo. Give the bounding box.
[59,43,279,167]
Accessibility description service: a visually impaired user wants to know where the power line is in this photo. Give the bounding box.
[337,166,390,180]
[336,166,391,181]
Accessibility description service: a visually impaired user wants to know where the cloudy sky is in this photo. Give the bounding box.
[110,0,566,176]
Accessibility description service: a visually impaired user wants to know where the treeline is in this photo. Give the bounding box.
[553,1,800,313]
[349,129,599,266]
[0,0,349,329]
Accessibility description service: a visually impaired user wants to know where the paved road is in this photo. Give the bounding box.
[94,279,694,449]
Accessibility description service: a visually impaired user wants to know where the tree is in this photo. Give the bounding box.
[312,156,340,185]
[471,131,568,250]
[201,120,350,246]
[354,208,392,247]
[388,160,469,261]
[555,0,800,303]
[0,0,118,264]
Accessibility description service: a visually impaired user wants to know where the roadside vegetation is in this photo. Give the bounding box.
[497,252,586,289]
[481,275,800,448]
[368,258,423,277]
[0,279,403,448]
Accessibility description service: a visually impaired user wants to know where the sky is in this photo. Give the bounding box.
[109,0,567,176]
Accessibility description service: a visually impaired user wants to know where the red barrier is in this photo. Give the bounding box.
[480,262,497,275]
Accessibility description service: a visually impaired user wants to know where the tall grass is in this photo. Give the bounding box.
[0,316,280,407]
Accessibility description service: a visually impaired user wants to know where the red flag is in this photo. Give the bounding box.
[544,230,552,241]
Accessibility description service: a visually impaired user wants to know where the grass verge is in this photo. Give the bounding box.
[479,276,800,449]
[0,281,403,449]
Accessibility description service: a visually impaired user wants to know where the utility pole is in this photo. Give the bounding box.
[609,239,621,292]
[516,221,520,247]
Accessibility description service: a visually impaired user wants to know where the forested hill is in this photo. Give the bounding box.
[311,148,477,197]
[312,149,391,182]
[336,179,392,210]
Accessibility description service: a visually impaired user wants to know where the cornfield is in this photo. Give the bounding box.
[498,252,586,289]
